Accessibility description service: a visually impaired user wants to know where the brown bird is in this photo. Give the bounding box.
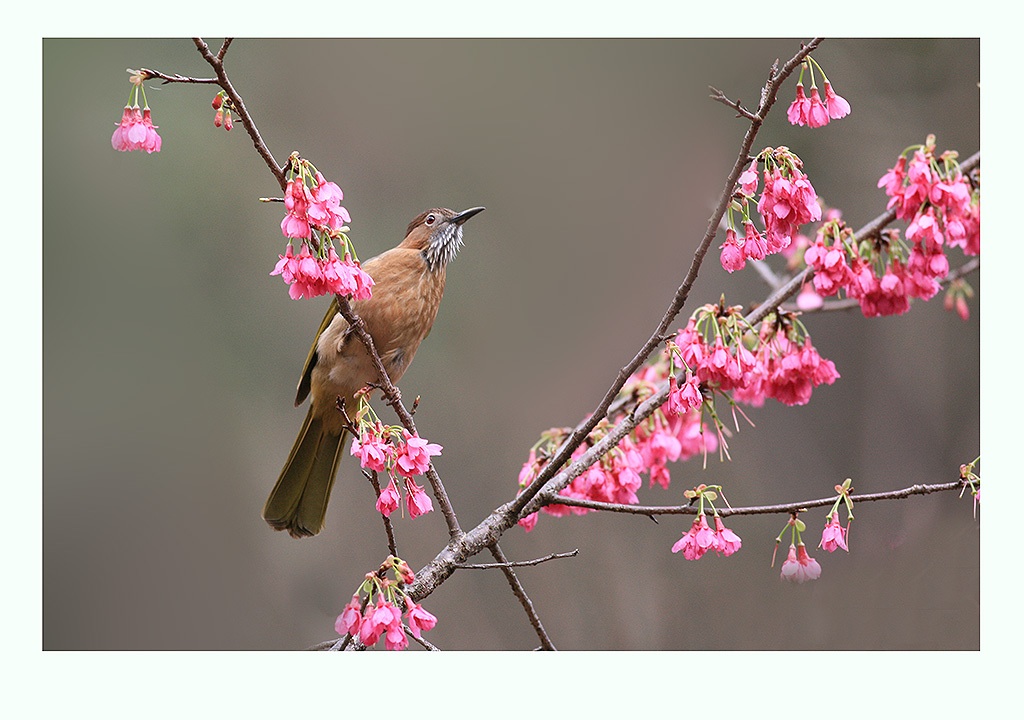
[263,206,484,538]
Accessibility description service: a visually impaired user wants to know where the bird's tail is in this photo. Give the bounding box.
[263,408,347,538]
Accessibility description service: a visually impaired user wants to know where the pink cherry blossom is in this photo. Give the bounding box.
[780,543,822,583]
[518,511,538,532]
[335,594,363,636]
[877,156,907,197]
[359,598,395,646]
[671,515,716,560]
[823,81,851,119]
[719,228,746,273]
[308,171,352,231]
[405,598,438,638]
[819,512,849,553]
[383,606,408,651]
[806,87,830,128]
[270,244,298,283]
[796,283,824,311]
[351,428,393,472]
[394,432,443,478]
[111,105,162,153]
[738,162,759,196]
[667,373,702,415]
[742,221,768,261]
[375,477,401,517]
[787,83,810,126]
[712,516,742,556]
[405,478,434,518]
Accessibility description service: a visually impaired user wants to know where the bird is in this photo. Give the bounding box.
[263,206,485,538]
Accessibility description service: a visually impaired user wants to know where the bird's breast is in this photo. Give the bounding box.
[309,249,447,427]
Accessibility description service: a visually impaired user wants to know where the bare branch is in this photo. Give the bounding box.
[544,479,977,517]
[486,544,557,650]
[192,37,287,190]
[363,469,399,558]
[456,549,579,569]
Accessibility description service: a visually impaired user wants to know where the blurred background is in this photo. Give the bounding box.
[43,38,979,650]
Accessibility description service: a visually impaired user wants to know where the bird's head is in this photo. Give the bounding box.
[401,206,485,271]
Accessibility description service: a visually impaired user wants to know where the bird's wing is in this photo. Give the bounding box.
[294,295,342,407]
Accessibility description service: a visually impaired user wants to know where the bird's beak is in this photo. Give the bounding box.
[451,206,485,225]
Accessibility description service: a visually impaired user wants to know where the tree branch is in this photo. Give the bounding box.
[455,549,579,569]
[192,37,287,190]
[510,37,824,518]
[542,479,977,517]
[486,544,557,650]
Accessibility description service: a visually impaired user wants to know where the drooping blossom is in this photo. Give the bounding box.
[405,598,438,638]
[375,477,401,517]
[667,373,702,415]
[351,427,393,472]
[780,543,822,583]
[335,594,363,636]
[281,177,314,240]
[111,105,162,153]
[787,83,811,126]
[308,171,352,231]
[394,432,443,478]
[671,514,717,560]
[719,228,746,273]
[712,515,742,556]
[806,87,830,128]
[823,82,851,119]
[405,479,434,518]
[819,512,849,553]
[359,598,401,647]
[738,162,759,197]
[757,166,822,254]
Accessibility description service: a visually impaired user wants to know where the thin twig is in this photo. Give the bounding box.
[456,549,579,569]
[192,37,287,190]
[139,69,219,85]
[364,469,399,558]
[708,86,759,121]
[487,544,557,650]
[407,626,441,651]
[544,479,977,517]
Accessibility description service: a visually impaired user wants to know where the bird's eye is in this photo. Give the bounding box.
[425,214,436,226]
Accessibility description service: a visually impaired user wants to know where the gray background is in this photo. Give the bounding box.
[43,38,979,650]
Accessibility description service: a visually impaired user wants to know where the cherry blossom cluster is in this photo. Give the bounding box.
[772,479,853,584]
[773,514,822,584]
[211,91,233,131]
[271,153,374,301]
[799,136,980,319]
[334,556,437,651]
[670,300,839,411]
[516,301,838,531]
[516,370,717,532]
[671,484,742,560]
[110,71,162,154]
[349,397,440,519]
[786,57,851,128]
[721,147,822,273]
